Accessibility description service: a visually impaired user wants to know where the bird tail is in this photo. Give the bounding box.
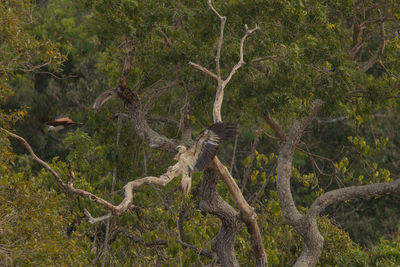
[180,174,192,195]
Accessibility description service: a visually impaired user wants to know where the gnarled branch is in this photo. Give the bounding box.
[2,128,185,220]
[276,99,400,267]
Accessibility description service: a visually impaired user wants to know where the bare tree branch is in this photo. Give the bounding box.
[188,62,218,80]
[2,128,186,218]
[190,2,258,123]
[188,2,266,265]
[308,180,400,220]
[208,0,226,81]
[84,209,112,224]
[275,99,400,266]
[277,100,324,228]
[265,114,285,142]
[212,157,267,266]
[221,24,259,89]
[93,38,180,152]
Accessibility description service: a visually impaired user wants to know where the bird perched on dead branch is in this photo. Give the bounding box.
[175,122,238,194]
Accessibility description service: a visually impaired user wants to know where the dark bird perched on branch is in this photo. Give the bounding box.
[44,117,82,132]
[175,122,238,194]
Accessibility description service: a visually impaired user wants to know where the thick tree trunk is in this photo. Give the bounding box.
[199,168,240,267]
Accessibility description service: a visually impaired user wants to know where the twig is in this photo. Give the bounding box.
[84,209,112,224]
[229,134,238,174]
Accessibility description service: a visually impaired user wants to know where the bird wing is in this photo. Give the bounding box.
[192,122,238,172]
[44,117,81,126]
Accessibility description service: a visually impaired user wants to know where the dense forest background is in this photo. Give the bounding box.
[2,0,400,266]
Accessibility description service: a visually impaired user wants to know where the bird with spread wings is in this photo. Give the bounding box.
[174,122,238,194]
[44,117,82,132]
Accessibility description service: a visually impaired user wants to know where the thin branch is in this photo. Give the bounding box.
[84,209,112,224]
[221,24,259,89]
[146,116,180,127]
[361,9,386,72]
[264,114,286,142]
[208,0,226,80]
[251,56,284,64]
[188,62,218,80]
[124,231,214,258]
[118,38,134,89]
[229,134,238,174]
[101,113,122,266]
[250,163,276,206]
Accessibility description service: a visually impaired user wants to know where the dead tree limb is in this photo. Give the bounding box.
[190,0,258,123]
[1,127,185,221]
[188,1,266,265]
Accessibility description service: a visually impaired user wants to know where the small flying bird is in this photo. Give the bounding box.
[175,122,238,194]
[44,116,82,132]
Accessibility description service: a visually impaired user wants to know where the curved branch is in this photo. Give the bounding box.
[214,24,258,123]
[188,62,218,80]
[275,100,324,267]
[277,100,324,227]
[2,128,183,216]
[92,38,180,152]
[307,179,400,220]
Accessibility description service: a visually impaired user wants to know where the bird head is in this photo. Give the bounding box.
[174,145,187,160]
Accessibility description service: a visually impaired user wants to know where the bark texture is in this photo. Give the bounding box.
[199,168,240,267]
[275,100,400,266]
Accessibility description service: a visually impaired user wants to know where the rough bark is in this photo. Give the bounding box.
[276,99,400,266]
[199,168,240,267]
[213,157,268,266]
[189,1,266,265]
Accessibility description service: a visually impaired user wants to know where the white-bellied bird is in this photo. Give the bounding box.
[175,122,238,194]
[44,117,82,132]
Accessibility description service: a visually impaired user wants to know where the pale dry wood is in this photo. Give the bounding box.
[2,128,186,222]
[192,1,266,265]
[208,0,226,80]
[188,62,218,80]
[190,1,258,123]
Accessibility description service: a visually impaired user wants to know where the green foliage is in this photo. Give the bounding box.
[0,170,91,266]
[2,0,400,265]
[340,229,400,267]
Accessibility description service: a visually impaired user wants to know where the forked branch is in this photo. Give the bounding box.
[190,0,258,123]
[276,100,400,267]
